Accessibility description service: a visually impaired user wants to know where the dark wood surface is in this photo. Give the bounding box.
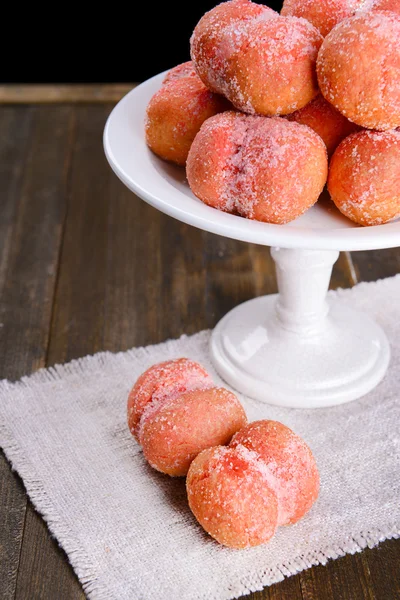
[0,84,135,104]
[0,102,399,600]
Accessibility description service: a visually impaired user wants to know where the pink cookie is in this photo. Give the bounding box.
[230,420,320,525]
[287,94,360,157]
[140,387,247,477]
[191,1,322,116]
[127,359,247,476]
[328,129,400,226]
[281,0,361,36]
[145,61,230,166]
[127,358,212,440]
[186,112,328,224]
[187,445,278,548]
[190,0,277,95]
[317,11,400,130]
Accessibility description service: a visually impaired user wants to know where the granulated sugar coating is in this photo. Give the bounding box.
[369,0,400,14]
[187,445,279,548]
[281,0,362,36]
[328,129,400,225]
[127,358,212,439]
[186,111,328,224]
[140,388,247,477]
[317,11,400,130]
[287,94,360,156]
[190,0,322,116]
[145,61,229,166]
[230,421,320,526]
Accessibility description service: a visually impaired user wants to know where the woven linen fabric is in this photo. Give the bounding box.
[1,276,399,600]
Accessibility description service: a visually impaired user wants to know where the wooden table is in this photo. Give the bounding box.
[0,87,399,600]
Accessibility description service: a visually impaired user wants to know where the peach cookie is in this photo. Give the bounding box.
[128,358,212,440]
[190,0,322,116]
[190,0,278,95]
[281,0,362,37]
[187,445,279,549]
[186,112,328,224]
[128,359,247,476]
[280,1,400,36]
[317,11,400,130]
[187,420,319,548]
[328,129,400,226]
[145,61,229,166]
[287,94,360,157]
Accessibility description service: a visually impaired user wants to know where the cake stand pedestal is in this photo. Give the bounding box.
[103,71,398,409]
[210,247,389,407]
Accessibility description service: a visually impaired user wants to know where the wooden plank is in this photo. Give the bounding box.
[300,553,375,600]
[0,106,75,376]
[360,538,400,600]
[0,105,73,600]
[16,509,85,600]
[331,251,357,288]
[45,106,112,363]
[251,576,303,600]
[0,84,136,104]
[248,244,279,298]
[0,456,27,600]
[14,106,111,600]
[0,105,34,600]
[0,107,35,377]
[203,235,276,329]
[350,248,400,282]
[103,191,208,348]
[102,180,165,349]
[299,537,400,600]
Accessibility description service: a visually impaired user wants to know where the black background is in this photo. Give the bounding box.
[3,1,284,83]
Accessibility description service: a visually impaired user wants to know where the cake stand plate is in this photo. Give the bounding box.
[103,72,398,408]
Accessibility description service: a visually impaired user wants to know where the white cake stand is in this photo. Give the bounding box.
[104,72,399,409]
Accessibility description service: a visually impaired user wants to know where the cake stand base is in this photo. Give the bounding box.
[210,248,390,408]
